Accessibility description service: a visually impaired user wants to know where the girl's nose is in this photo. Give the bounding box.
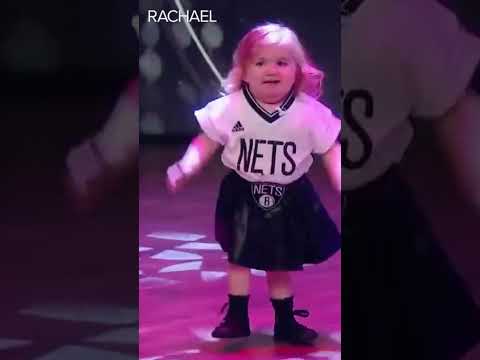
[265,63,279,74]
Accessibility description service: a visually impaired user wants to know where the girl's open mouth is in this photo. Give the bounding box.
[263,80,280,84]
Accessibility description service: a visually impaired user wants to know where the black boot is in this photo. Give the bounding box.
[271,296,318,345]
[211,294,251,338]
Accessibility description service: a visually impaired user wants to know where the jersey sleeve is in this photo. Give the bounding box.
[408,0,480,118]
[311,105,341,155]
[194,97,228,145]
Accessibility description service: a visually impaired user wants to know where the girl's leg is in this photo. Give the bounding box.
[267,271,292,299]
[266,270,293,299]
[211,262,251,338]
[228,262,251,295]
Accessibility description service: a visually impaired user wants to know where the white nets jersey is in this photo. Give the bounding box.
[341,0,480,190]
[195,85,340,184]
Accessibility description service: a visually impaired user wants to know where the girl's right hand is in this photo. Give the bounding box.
[166,162,187,193]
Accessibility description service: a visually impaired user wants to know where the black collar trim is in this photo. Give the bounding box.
[241,82,295,123]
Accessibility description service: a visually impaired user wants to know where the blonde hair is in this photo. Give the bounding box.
[223,23,324,99]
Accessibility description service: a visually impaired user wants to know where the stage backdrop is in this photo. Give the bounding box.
[139,0,340,140]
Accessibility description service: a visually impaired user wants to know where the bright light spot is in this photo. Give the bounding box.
[158,261,202,273]
[191,327,220,342]
[139,50,162,83]
[151,250,202,261]
[147,231,206,241]
[166,349,201,356]
[141,21,160,48]
[201,23,223,49]
[139,277,180,288]
[177,80,197,105]
[251,269,266,277]
[200,271,227,282]
[171,22,191,48]
[140,112,165,135]
[176,242,222,250]
[309,350,341,360]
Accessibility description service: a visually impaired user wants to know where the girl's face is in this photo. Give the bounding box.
[243,44,297,104]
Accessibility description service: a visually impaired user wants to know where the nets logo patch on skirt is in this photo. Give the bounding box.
[215,171,341,271]
[250,183,285,210]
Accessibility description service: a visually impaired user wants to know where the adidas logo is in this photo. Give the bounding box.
[232,121,244,132]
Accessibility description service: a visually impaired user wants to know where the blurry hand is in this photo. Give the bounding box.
[166,162,188,193]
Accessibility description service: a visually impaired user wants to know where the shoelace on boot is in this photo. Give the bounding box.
[222,303,308,315]
[219,302,228,314]
[293,309,310,317]
[215,303,230,326]
[221,303,309,318]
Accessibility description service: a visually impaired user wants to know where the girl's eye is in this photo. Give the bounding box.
[278,60,288,66]
[255,61,264,66]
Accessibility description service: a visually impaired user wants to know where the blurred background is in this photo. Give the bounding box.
[2,2,138,217]
[1,2,138,359]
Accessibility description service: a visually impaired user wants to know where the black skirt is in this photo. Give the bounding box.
[215,171,340,271]
[342,165,480,360]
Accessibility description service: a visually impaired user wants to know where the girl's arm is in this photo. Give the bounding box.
[166,132,221,193]
[321,141,341,193]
